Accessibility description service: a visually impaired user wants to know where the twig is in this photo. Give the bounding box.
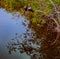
[49,0,60,23]
[51,17,59,26]
[49,0,57,12]
[35,10,44,13]
[51,26,60,45]
[49,0,60,45]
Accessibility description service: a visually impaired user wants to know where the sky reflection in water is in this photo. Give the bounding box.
[0,8,30,59]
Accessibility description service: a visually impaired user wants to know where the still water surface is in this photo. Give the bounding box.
[0,8,30,59]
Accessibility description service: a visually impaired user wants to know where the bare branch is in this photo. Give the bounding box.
[49,0,60,23]
[49,0,57,12]
[51,26,60,45]
[51,17,59,27]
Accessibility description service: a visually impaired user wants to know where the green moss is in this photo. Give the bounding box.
[1,0,60,24]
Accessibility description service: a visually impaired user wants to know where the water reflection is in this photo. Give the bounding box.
[7,27,40,59]
[0,8,30,59]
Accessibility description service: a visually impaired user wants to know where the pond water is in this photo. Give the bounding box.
[0,8,30,59]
